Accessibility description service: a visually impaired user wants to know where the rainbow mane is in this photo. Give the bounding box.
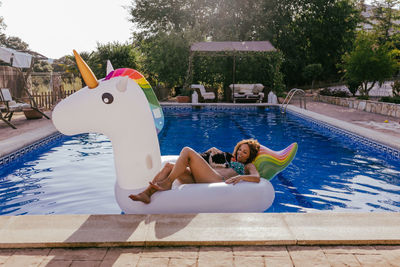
[253,143,298,180]
[105,68,164,134]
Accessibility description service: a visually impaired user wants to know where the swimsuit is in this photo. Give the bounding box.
[229,161,245,175]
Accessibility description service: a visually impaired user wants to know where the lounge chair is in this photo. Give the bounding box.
[0,88,48,129]
[229,84,265,103]
[190,84,216,102]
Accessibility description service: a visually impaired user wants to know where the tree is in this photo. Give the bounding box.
[0,1,6,33]
[127,0,283,96]
[268,0,361,85]
[136,31,189,88]
[208,0,267,41]
[128,0,269,41]
[33,60,53,72]
[370,0,400,44]
[88,42,138,79]
[55,51,93,88]
[342,32,397,96]
[128,0,215,38]
[0,34,29,50]
[303,64,323,90]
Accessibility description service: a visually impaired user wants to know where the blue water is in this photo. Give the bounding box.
[1,108,399,215]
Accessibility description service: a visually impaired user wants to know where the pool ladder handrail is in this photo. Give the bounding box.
[280,88,306,113]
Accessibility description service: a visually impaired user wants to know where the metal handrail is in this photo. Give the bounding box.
[280,88,306,113]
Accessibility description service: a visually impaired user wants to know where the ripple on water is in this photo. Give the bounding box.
[1,109,399,215]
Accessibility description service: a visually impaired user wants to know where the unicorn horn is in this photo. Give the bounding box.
[73,50,98,89]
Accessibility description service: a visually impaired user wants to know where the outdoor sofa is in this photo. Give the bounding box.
[229,84,265,103]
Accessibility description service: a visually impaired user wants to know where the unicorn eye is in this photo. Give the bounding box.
[102,93,114,104]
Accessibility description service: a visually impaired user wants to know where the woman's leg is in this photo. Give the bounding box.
[129,162,174,203]
[177,168,195,184]
[151,147,223,190]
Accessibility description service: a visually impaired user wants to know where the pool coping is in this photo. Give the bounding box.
[0,123,58,159]
[0,212,399,248]
[286,105,400,152]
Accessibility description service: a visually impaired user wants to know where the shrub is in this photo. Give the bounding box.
[319,88,350,97]
[346,79,361,96]
[303,64,322,89]
[357,95,369,100]
[380,96,400,104]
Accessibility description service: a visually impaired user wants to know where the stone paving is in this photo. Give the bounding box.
[1,245,400,266]
[0,112,52,142]
[301,101,400,139]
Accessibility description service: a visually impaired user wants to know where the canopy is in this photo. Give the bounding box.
[191,41,276,53]
[0,47,33,68]
[185,41,277,102]
[0,46,49,102]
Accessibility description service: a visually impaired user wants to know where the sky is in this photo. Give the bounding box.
[1,0,133,59]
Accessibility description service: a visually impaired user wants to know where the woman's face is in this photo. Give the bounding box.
[236,144,250,163]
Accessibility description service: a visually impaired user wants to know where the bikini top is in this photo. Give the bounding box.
[229,161,245,175]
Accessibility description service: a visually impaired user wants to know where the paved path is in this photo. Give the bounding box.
[1,245,400,266]
[0,112,56,158]
[298,101,400,139]
[0,112,53,142]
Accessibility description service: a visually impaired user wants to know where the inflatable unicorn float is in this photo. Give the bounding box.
[52,50,297,214]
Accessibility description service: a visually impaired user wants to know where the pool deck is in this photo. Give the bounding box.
[1,102,400,266]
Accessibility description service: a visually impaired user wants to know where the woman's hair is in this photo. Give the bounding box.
[233,139,260,164]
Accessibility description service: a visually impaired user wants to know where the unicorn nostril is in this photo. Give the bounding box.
[146,154,153,170]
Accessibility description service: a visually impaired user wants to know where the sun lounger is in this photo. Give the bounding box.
[190,84,216,102]
[0,88,48,129]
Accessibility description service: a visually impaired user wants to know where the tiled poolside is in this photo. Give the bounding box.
[0,102,399,266]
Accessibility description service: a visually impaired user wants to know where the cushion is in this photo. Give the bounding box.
[202,92,215,99]
[229,84,264,94]
[252,84,265,94]
[252,143,298,180]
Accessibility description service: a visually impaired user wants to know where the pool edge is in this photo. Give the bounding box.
[286,105,400,152]
[0,213,399,248]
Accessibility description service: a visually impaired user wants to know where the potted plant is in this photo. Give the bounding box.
[176,88,192,103]
[23,108,43,120]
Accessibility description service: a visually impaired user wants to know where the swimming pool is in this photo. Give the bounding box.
[1,106,399,215]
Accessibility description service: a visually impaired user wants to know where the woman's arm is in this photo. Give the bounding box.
[225,163,260,185]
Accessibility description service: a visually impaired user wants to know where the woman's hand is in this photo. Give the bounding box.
[205,147,223,154]
[225,176,242,185]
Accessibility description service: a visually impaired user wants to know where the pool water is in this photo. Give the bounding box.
[1,107,399,215]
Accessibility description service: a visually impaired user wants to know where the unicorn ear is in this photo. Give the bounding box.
[116,76,129,92]
[106,60,114,75]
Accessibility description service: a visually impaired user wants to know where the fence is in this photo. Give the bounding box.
[31,90,76,110]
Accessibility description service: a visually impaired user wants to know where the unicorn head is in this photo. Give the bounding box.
[52,51,163,190]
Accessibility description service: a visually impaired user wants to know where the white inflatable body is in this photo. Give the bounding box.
[116,156,275,214]
[52,54,275,214]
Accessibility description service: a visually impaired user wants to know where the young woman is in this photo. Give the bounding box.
[129,139,261,204]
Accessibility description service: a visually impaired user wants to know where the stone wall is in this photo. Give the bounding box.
[315,95,400,118]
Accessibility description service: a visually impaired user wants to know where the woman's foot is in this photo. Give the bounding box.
[149,178,173,191]
[129,192,151,204]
